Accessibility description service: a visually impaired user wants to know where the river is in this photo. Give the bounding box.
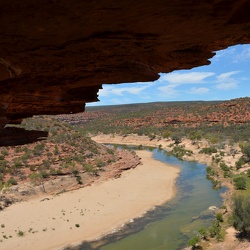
[76,146,225,250]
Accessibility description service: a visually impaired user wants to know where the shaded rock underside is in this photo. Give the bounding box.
[1,0,250,134]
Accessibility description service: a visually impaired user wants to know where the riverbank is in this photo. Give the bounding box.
[92,133,241,167]
[0,150,179,250]
[93,134,249,250]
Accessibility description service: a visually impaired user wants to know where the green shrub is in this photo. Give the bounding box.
[49,168,56,175]
[17,230,25,237]
[15,147,23,153]
[21,154,30,163]
[220,162,229,172]
[232,195,250,235]
[198,227,207,240]
[223,171,232,178]
[209,220,221,238]
[6,177,17,186]
[189,131,202,143]
[171,146,193,159]
[95,159,105,168]
[0,160,8,170]
[199,147,217,155]
[29,165,36,171]
[46,152,53,158]
[39,171,49,179]
[1,150,8,156]
[76,176,82,184]
[162,130,171,138]
[107,148,114,155]
[84,164,98,176]
[42,160,50,169]
[233,176,247,190]
[188,236,201,248]
[13,161,22,168]
[206,167,217,177]
[171,134,182,145]
[53,146,59,155]
[235,157,245,170]
[149,133,156,141]
[216,212,223,222]
[247,169,250,177]
[29,172,42,182]
[241,143,250,162]
[72,169,79,176]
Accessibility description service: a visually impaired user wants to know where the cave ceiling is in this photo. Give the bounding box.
[0,0,250,132]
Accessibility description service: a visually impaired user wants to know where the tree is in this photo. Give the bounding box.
[233,195,250,236]
[29,172,47,192]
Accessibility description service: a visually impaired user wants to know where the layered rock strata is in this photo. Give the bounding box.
[0,0,250,135]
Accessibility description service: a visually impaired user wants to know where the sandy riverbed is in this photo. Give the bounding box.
[0,150,179,250]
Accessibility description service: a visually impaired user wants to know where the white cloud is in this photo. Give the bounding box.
[159,72,214,85]
[110,98,125,104]
[157,85,179,99]
[213,47,236,61]
[214,45,250,63]
[233,47,250,63]
[217,71,240,81]
[98,84,150,97]
[188,87,210,94]
[215,71,240,90]
[156,71,215,99]
[216,82,238,90]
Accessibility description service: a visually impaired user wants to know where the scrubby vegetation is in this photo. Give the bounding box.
[169,145,193,159]
[62,98,250,144]
[0,117,120,191]
[232,195,250,236]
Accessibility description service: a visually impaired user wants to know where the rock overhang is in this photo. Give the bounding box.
[0,0,250,131]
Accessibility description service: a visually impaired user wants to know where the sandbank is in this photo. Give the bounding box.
[0,150,179,250]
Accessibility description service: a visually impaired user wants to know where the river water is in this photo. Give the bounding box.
[75,146,225,250]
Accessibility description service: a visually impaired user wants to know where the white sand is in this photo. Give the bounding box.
[0,150,179,250]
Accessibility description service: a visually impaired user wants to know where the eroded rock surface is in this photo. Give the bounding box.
[0,0,250,133]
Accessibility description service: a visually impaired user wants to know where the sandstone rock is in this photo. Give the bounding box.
[0,1,250,143]
[0,195,16,210]
[208,205,217,211]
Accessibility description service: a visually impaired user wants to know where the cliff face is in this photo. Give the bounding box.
[0,0,250,131]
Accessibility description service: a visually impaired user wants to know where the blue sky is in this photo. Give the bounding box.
[87,44,250,106]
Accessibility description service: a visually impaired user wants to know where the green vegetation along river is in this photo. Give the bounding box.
[78,146,226,250]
